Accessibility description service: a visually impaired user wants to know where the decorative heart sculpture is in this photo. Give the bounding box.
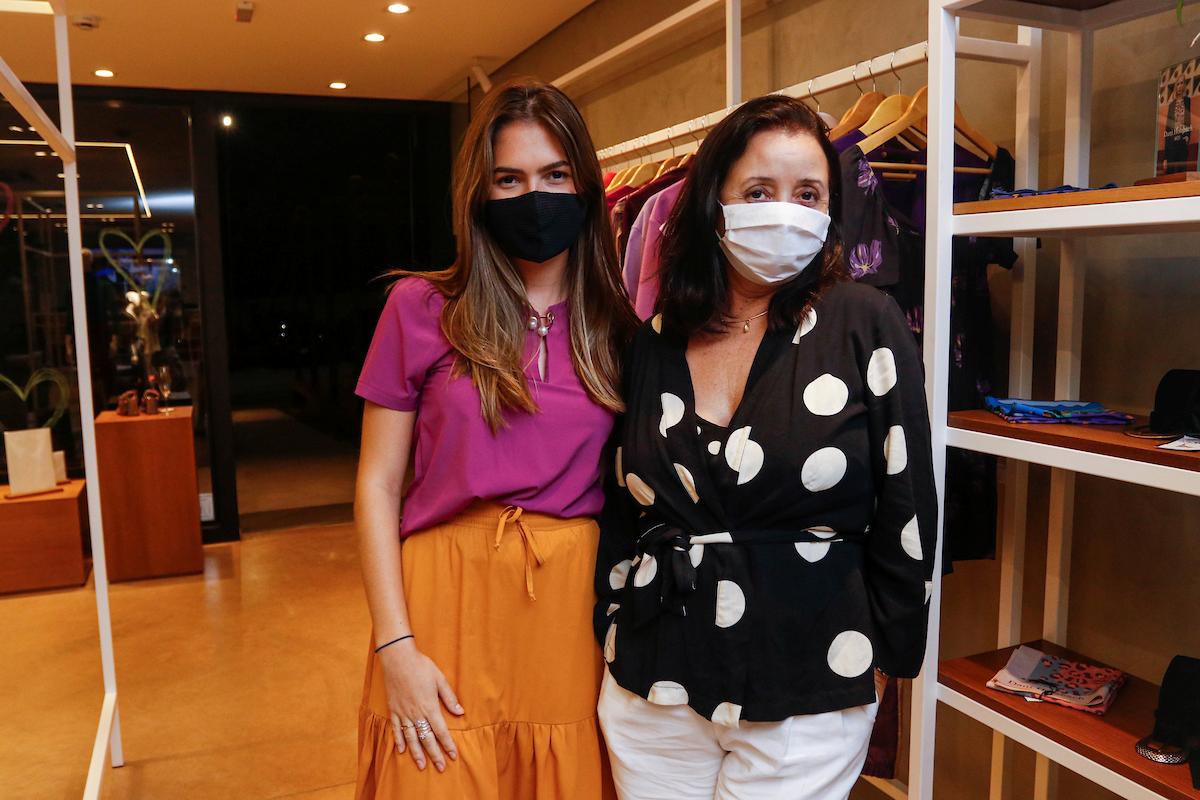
[0,368,70,431]
[0,181,13,236]
[98,227,173,308]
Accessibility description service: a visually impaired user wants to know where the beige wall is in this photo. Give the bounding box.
[486,2,1200,798]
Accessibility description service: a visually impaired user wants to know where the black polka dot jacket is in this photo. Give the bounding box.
[594,280,939,725]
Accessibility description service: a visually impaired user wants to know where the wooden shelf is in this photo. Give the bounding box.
[956,180,1200,214]
[946,410,1200,497]
[939,641,1196,800]
[951,182,1200,237]
[956,0,1200,32]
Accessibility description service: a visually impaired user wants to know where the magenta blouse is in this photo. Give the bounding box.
[355,278,614,537]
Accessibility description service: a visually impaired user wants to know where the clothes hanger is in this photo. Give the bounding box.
[621,137,664,188]
[854,56,923,149]
[654,136,682,178]
[829,63,886,141]
[608,137,650,189]
[858,87,994,175]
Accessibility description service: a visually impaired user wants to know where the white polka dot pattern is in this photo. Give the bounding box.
[604,623,617,663]
[801,447,847,492]
[867,347,898,396]
[633,554,658,587]
[626,473,655,506]
[692,532,733,544]
[715,580,746,627]
[792,308,817,343]
[885,425,907,475]
[795,541,832,562]
[711,701,743,728]
[724,427,764,485]
[708,440,721,455]
[647,680,689,706]
[827,630,873,677]
[609,560,632,591]
[651,313,663,334]
[674,463,700,503]
[660,393,685,437]
[607,603,620,616]
[924,580,933,604]
[803,374,849,416]
[900,516,922,561]
[689,544,705,568]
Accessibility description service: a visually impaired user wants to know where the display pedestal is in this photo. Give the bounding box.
[0,478,88,594]
[95,407,203,582]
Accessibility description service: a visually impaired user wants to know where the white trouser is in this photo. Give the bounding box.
[598,669,878,800]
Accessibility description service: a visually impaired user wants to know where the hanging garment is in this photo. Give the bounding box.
[596,280,939,728]
[626,178,686,318]
[836,137,1017,564]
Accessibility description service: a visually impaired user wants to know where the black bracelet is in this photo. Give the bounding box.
[375,634,414,653]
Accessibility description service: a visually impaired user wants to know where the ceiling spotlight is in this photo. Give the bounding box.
[386,3,411,12]
[363,32,385,42]
[34,150,48,157]
[94,68,114,78]
[57,172,65,178]
[329,81,347,90]
[221,114,234,128]
[7,125,22,133]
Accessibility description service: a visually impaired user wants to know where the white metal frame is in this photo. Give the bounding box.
[920,2,1200,799]
[0,3,124,798]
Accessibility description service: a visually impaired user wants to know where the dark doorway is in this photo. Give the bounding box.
[214,98,454,530]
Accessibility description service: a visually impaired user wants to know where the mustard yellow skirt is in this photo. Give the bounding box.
[355,503,614,800]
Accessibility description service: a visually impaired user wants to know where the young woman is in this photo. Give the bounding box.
[354,78,635,799]
[595,95,938,799]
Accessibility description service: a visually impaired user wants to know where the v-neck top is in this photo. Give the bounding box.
[594,279,938,725]
[356,277,614,536]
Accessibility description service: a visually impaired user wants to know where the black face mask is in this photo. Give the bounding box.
[484,191,586,263]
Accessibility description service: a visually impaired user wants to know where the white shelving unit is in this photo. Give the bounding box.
[915,2,1200,799]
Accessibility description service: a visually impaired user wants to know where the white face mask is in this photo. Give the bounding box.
[717,201,831,286]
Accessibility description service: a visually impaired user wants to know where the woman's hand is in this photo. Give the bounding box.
[378,640,465,772]
[874,668,888,702]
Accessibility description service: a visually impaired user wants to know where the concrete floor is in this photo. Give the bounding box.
[0,522,370,799]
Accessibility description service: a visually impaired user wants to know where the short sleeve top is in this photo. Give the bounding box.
[356,277,615,536]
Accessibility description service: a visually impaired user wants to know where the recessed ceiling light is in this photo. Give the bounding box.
[221,114,234,128]
[94,68,114,78]
[363,32,386,42]
[329,81,348,90]
[57,172,65,178]
[34,150,48,156]
[7,125,22,133]
[386,3,411,13]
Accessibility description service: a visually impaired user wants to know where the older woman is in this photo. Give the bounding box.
[595,95,938,800]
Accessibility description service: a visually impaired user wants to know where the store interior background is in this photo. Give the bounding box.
[2,0,1198,798]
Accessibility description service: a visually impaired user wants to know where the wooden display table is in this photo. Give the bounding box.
[95,407,203,582]
[0,479,88,594]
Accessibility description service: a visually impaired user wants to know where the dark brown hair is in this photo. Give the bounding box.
[656,94,847,337]
[398,77,638,432]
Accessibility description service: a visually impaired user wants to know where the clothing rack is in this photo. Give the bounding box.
[0,3,125,798]
[596,35,1034,171]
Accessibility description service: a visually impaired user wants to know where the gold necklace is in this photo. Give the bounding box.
[721,308,769,333]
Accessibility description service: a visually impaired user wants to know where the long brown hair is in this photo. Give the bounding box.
[657,94,847,338]
[400,78,637,432]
